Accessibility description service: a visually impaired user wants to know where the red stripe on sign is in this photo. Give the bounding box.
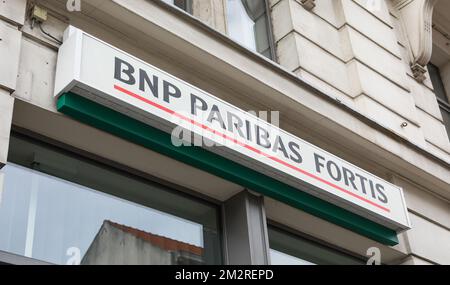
[114,84,391,213]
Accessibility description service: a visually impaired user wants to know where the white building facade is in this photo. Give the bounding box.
[0,0,449,265]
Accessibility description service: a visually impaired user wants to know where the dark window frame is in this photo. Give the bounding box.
[174,0,193,14]
[264,0,277,60]
[226,0,276,60]
[428,63,450,140]
[159,0,193,14]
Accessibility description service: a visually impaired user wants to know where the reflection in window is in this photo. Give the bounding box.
[268,226,364,265]
[0,134,222,265]
[227,0,273,59]
[227,0,257,51]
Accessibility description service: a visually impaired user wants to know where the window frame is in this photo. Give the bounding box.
[226,0,276,60]
[438,97,450,112]
[263,0,277,60]
[174,0,193,14]
[428,63,450,140]
[0,127,225,265]
[161,0,193,14]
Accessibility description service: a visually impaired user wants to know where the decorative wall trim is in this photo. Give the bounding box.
[394,0,439,82]
[298,0,316,10]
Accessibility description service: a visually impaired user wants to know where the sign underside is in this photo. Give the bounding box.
[53,26,410,243]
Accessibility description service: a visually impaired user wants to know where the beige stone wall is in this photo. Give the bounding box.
[269,0,450,264]
[0,0,24,228]
[392,175,450,264]
[271,0,450,158]
[0,0,448,264]
[193,0,228,34]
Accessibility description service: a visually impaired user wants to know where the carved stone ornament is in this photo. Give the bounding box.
[394,0,439,82]
[298,0,316,10]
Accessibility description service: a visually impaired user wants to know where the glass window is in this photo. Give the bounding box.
[439,104,450,141]
[0,133,222,265]
[161,0,192,14]
[227,0,273,59]
[268,226,364,265]
[429,63,449,102]
[428,63,450,140]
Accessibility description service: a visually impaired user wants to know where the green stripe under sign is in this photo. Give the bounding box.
[57,92,399,246]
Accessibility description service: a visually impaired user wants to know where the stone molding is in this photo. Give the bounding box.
[394,0,439,82]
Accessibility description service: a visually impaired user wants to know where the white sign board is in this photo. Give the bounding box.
[54,27,410,231]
